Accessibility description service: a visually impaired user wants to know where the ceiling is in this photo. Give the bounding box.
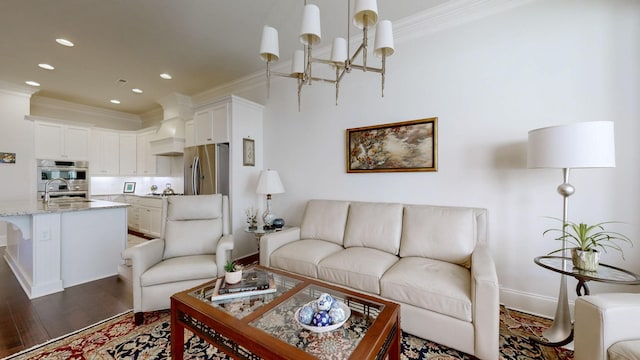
[0,0,447,115]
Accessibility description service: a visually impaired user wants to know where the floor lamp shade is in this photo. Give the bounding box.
[527,121,616,169]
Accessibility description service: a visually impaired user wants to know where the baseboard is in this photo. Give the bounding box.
[500,287,574,320]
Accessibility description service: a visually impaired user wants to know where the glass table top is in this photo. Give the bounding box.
[535,256,640,284]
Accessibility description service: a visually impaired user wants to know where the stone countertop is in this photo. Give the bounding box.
[0,199,130,217]
[92,193,167,199]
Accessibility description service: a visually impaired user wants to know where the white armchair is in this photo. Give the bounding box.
[574,293,640,360]
[122,194,233,325]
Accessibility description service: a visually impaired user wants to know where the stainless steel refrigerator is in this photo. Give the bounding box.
[184,143,229,196]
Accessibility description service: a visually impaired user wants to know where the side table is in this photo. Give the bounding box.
[244,226,287,252]
[531,255,640,347]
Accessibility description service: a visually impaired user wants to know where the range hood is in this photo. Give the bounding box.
[150,93,192,156]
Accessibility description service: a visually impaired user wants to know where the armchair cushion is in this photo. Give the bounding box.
[609,340,640,360]
[140,254,217,287]
[163,195,223,259]
[400,206,476,268]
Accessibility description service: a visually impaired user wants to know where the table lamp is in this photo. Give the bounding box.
[527,121,616,345]
[256,169,285,229]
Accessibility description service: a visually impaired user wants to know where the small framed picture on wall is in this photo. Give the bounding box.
[243,138,255,166]
[123,182,136,193]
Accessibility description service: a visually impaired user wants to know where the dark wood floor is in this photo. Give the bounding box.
[0,246,133,358]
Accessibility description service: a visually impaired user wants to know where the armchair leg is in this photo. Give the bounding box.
[134,312,144,325]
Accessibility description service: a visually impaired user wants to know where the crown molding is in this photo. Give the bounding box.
[31,95,142,124]
[0,81,38,98]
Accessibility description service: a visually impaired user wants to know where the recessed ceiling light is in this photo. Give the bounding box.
[160,73,172,80]
[132,88,143,94]
[110,99,121,104]
[25,81,41,87]
[38,63,55,70]
[56,38,74,47]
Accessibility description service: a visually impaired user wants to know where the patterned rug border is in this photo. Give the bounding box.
[3,306,574,360]
[2,309,134,360]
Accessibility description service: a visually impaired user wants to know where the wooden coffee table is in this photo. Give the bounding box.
[170,265,401,360]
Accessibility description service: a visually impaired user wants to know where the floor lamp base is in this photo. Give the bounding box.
[530,274,573,347]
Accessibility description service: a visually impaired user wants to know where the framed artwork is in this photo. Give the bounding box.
[123,182,136,193]
[0,152,16,164]
[243,138,255,166]
[346,117,438,173]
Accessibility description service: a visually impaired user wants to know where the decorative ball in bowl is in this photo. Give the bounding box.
[294,293,351,333]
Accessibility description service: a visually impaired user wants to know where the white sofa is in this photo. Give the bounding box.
[260,199,499,359]
[574,293,640,360]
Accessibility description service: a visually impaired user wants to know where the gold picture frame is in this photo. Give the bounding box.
[243,138,255,166]
[346,117,438,173]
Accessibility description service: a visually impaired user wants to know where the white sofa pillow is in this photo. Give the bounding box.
[163,195,223,259]
[400,205,477,267]
[343,202,403,255]
[300,200,351,246]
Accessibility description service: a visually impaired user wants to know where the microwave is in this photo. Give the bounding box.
[37,159,89,196]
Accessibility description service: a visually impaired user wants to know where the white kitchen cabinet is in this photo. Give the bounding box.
[184,120,195,147]
[137,131,170,176]
[194,103,229,145]
[90,129,119,175]
[119,134,137,175]
[34,121,89,160]
[124,195,162,237]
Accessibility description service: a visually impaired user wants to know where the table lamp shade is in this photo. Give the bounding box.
[256,170,285,195]
[527,121,616,169]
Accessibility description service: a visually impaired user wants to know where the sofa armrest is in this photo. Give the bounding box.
[216,234,234,276]
[470,243,499,360]
[121,238,165,312]
[260,227,301,267]
[574,293,640,360]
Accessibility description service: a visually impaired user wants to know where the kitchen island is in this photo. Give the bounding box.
[1,199,129,299]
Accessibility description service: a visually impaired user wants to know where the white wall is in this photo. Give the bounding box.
[223,0,640,317]
[0,85,35,246]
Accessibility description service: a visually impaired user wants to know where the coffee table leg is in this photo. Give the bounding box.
[171,309,184,360]
[390,323,401,360]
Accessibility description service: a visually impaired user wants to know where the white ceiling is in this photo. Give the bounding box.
[0,0,447,115]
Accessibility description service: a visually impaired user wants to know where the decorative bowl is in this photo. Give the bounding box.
[294,301,351,333]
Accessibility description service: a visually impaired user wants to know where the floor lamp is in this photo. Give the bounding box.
[527,121,616,345]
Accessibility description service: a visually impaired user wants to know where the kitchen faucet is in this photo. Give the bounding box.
[43,178,71,203]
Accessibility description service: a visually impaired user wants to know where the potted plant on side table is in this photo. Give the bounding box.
[224,261,243,284]
[545,218,633,271]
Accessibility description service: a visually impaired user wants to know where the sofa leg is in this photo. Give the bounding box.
[134,312,144,325]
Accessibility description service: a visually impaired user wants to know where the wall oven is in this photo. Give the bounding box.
[37,159,89,200]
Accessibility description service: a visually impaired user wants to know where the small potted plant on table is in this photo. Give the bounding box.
[545,218,632,271]
[224,260,243,284]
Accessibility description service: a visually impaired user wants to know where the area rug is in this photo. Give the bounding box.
[3,307,573,360]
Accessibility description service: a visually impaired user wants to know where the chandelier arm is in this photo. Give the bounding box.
[266,61,271,99]
[349,64,383,73]
[306,43,313,85]
[335,67,340,106]
[270,71,301,79]
[349,43,366,67]
[309,77,336,84]
[381,54,386,97]
[362,25,368,72]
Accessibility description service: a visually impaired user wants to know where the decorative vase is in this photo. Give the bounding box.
[225,270,242,284]
[571,248,600,271]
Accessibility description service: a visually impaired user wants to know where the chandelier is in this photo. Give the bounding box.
[259,0,395,110]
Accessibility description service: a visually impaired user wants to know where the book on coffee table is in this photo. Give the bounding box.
[207,270,276,301]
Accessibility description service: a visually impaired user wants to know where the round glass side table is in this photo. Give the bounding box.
[244,226,287,252]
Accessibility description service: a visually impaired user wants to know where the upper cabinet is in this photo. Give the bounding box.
[90,129,120,175]
[34,121,89,160]
[119,133,138,176]
[137,130,170,176]
[193,103,229,145]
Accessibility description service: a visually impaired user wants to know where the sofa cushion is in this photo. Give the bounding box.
[609,340,640,360]
[300,200,351,246]
[380,257,472,322]
[317,247,399,294]
[270,239,344,278]
[163,195,223,259]
[400,205,476,268]
[141,254,216,287]
[343,202,404,255]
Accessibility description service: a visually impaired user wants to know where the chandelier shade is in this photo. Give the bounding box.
[527,121,616,169]
[291,50,305,74]
[330,38,348,64]
[353,0,379,29]
[299,4,322,45]
[374,20,395,57]
[259,26,279,62]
